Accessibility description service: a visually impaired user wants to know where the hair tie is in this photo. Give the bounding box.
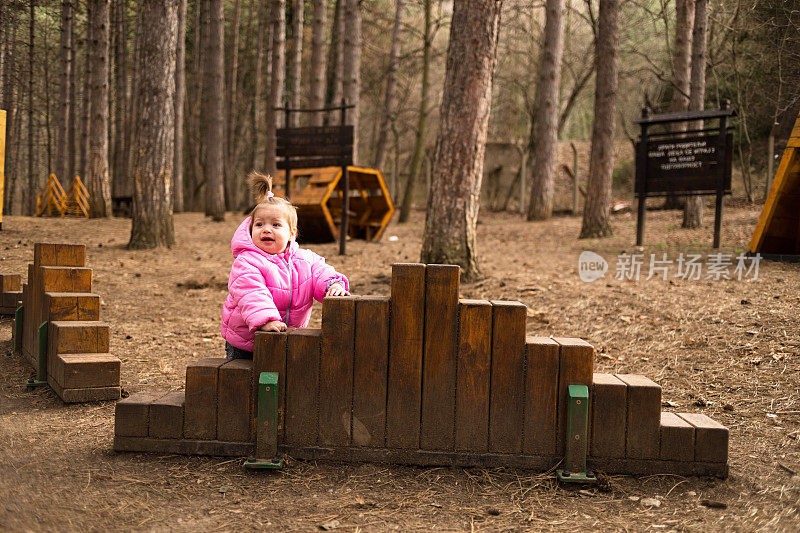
[266,191,274,199]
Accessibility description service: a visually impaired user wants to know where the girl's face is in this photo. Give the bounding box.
[251,205,296,255]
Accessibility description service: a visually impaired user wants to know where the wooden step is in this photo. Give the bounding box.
[49,352,120,389]
[33,243,86,267]
[43,292,101,321]
[184,358,227,440]
[48,321,110,355]
[0,274,21,293]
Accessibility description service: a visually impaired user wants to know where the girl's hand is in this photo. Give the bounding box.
[325,283,350,297]
[260,320,287,332]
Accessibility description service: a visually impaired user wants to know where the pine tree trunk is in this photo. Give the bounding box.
[399,0,431,223]
[288,0,303,126]
[128,0,177,249]
[342,0,360,162]
[324,0,343,124]
[87,0,112,217]
[1,7,18,214]
[224,0,240,209]
[683,0,707,228]
[112,0,128,201]
[202,0,226,220]
[372,0,403,171]
[172,0,186,212]
[264,0,285,175]
[251,0,268,172]
[579,0,620,239]
[80,13,90,184]
[309,0,327,127]
[57,1,74,186]
[27,0,36,215]
[186,0,202,210]
[527,0,566,221]
[663,0,694,210]
[420,0,502,281]
[67,17,76,183]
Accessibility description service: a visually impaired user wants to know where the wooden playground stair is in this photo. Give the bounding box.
[113,263,729,477]
[12,243,120,402]
[0,274,22,315]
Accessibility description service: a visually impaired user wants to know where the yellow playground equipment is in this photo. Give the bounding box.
[36,175,90,218]
[272,166,395,242]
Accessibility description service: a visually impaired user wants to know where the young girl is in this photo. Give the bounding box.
[221,172,350,359]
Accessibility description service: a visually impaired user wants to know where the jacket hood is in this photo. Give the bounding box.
[231,217,298,260]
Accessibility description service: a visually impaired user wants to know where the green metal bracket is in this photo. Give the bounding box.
[26,322,48,389]
[244,371,283,470]
[13,306,23,354]
[557,384,596,484]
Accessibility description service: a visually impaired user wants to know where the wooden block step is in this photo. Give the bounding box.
[660,412,694,462]
[217,359,253,443]
[616,374,661,459]
[253,332,288,443]
[115,392,164,437]
[677,413,729,463]
[114,436,253,457]
[319,296,357,446]
[554,338,594,454]
[590,373,627,459]
[43,292,101,321]
[34,243,86,267]
[184,358,227,440]
[50,353,120,389]
[0,274,21,293]
[285,328,321,446]
[454,300,491,453]
[49,379,120,403]
[2,291,22,308]
[149,392,185,439]
[39,267,93,293]
[48,321,110,355]
[523,337,559,456]
[489,300,527,454]
[352,296,389,447]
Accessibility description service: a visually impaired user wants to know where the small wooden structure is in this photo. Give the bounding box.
[36,174,67,217]
[272,166,395,243]
[114,263,729,478]
[64,177,90,218]
[748,110,800,257]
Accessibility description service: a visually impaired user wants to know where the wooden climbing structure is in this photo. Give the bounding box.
[114,263,729,477]
[64,177,90,218]
[0,274,22,315]
[36,174,67,217]
[272,166,394,243]
[748,111,800,257]
[14,243,120,402]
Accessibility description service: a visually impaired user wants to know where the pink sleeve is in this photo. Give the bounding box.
[307,252,349,302]
[228,256,282,331]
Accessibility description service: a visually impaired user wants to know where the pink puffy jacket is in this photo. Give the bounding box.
[221,217,349,351]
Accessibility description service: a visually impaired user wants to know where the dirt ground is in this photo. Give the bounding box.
[1,201,799,532]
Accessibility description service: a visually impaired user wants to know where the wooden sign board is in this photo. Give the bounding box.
[276,125,354,170]
[635,133,733,196]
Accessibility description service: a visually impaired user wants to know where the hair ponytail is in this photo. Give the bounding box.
[248,171,273,203]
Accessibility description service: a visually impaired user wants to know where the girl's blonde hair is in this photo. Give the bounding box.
[247,172,298,235]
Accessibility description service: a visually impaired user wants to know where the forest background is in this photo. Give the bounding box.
[0,0,798,242]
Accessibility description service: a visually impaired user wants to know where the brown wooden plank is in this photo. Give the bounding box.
[40,267,93,292]
[0,274,21,292]
[659,412,694,462]
[386,263,425,449]
[554,338,594,455]
[51,382,120,403]
[113,436,254,456]
[217,359,254,443]
[149,392,185,439]
[2,292,22,308]
[590,373,627,459]
[115,392,163,437]
[353,295,389,447]
[34,243,86,267]
[184,358,227,440]
[285,328,321,446]
[48,321,108,354]
[50,353,120,389]
[420,264,460,451]
[253,332,288,444]
[488,300,527,454]
[523,337,560,456]
[43,293,78,321]
[616,374,662,459]
[318,296,357,446]
[453,300,491,452]
[677,413,729,463]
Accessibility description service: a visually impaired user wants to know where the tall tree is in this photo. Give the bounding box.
[1,3,19,214]
[56,1,74,187]
[309,0,327,127]
[398,0,431,223]
[579,0,621,238]
[683,0,708,228]
[201,0,226,220]
[129,0,177,249]
[264,0,285,175]
[27,0,35,215]
[251,0,269,171]
[173,0,186,212]
[526,0,566,220]
[372,0,403,171]
[420,0,503,280]
[224,0,241,208]
[324,0,343,123]
[288,0,303,126]
[87,0,112,217]
[342,0,361,162]
[112,0,128,201]
[663,0,695,210]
